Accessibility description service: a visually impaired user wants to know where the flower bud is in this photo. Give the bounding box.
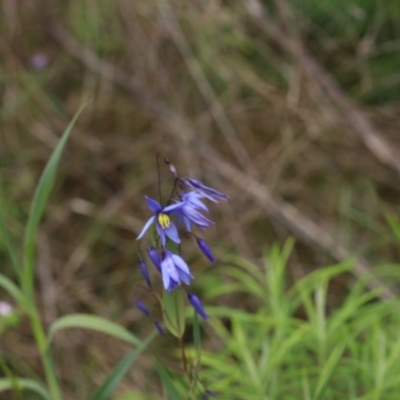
[154,321,164,336]
[139,257,151,287]
[147,246,161,272]
[136,299,150,317]
[188,293,209,320]
[196,237,215,263]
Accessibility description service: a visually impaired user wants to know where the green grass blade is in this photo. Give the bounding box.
[0,186,20,275]
[155,360,182,400]
[48,313,141,346]
[22,102,87,296]
[90,330,158,400]
[0,378,52,400]
[313,343,345,400]
[0,273,28,311]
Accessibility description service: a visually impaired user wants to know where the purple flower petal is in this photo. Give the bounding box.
[171,254,191,276]
[137,216,156,240]
[145,196,161,213]
[171,254,193,285]
[156,223,166,246]
[182,178,229,203]
[163,201,184,213]
[161,252,180,291]
[181,192,209,212]
[177,268,192,285]
[182,207,214,228]
[183,216,192,231]
[164,222,180,244]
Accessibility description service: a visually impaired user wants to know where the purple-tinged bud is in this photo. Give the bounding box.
[30,52,49,71]
[136,299,150,317]
[196,237,215,263]
[202,389,216,399]
[147,246,161,272]
[139,257,151,287]
[154,321,164,336]
[188,293,209,320]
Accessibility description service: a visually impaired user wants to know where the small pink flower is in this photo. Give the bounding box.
[0,301,13,316]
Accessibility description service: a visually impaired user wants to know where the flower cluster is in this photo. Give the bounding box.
[135,159,228,321]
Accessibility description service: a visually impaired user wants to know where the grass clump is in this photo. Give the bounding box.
[195,240,400,400]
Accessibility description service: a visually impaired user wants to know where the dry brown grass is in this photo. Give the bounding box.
[1,0,400,397]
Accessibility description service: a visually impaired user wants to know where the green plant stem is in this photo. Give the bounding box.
[29,305,62,400]
[179,337,188,373]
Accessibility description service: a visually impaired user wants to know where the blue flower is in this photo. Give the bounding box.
[181,178,229,203]
[188,292,209,320]
[161,250,194,292]
[137,196,183,246]
[176,192,214,231]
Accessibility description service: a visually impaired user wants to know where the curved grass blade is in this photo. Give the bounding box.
[48,313,141,346]
[0,273,28,311]
[0,378,51,400]
[155,360,182,400]
[22,102,87,296]
[313,343,345,400]
[91,329,158,400]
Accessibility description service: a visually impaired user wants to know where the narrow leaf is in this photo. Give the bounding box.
[0,378,51,400]
[91,330,158,400]
[48,314,140,346]
[0,186,20,275]
[155,360,182,400]
[0,273,28,311]
[313,343,345,400]
[23,102,87,295]
[162,289,185,338]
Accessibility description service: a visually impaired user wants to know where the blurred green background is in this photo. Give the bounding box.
[2,0,400,398]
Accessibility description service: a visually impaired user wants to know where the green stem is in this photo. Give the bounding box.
[29,305,63,400]
[178,337,188,373]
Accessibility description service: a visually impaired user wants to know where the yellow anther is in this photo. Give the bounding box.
[158,213,171,229]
